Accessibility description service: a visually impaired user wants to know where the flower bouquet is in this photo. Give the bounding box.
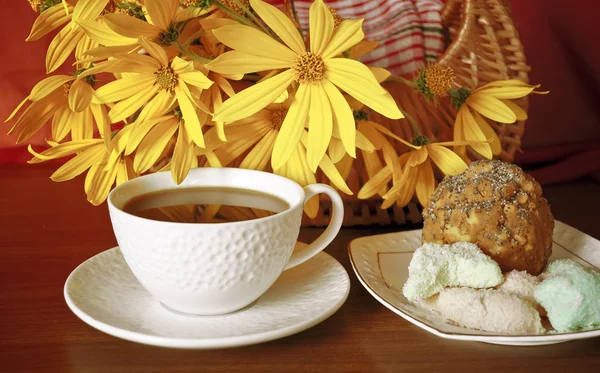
[8,0,544,225]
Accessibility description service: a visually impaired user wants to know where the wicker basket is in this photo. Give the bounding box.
[302,0,531,227]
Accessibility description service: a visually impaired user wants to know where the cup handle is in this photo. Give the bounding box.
[284,184,344,270]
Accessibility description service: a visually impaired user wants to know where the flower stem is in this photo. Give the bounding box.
[231,0,277,39]
[388,75,417,88]
[173,41,213,64]
[212,1,257,28]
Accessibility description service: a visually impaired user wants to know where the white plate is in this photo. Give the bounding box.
[349,220,600,346]
[65,247,350,349]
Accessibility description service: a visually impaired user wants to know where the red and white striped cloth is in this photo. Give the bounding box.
[266,0,445,77]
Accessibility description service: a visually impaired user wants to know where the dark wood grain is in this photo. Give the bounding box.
[1,165,599,373]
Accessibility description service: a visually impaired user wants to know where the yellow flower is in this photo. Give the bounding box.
[90,38,213,148]
[126,106,219,184]
[27,127,136,205]
[200,97,361,217]
[358,136,478,208]
[27,0,135,73]
[6,72,110,145]
[207,0,403,173]
[97,0,193,45]
[452,80,546,160]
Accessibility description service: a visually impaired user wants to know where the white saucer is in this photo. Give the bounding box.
[65,247,350,349]
[349,220,600,346]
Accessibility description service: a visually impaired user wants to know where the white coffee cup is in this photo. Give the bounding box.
[107,167,344,316]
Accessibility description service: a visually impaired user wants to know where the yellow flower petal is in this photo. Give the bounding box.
[349,40,379,59]
[428,144,467,175]
[46,23,84,73]
[239,129,277,170]
[75,33,99,62]
[361,149,387,196]
[214,133,265,166]
[208,50,293,75]
[14,98,60,144]
[179,71,213,89]
[109,84,160,123]
[475,86,535,99]
[357,121,383,149]
[321,19,364,59]
[171,56,194,73]
[362,118,416,149]
[249,0,306,55]
[126,115,173,155]
[84,164,99,194]
[171,129,194,184]
[409,147,428,167]
[273,88,289,104]
[357,165,392,199]
[176,84,204,148]
[72,0,109,22]
[328,138,345,164]
[103,13,162,39]
[87,160,119,206]
[336,153,354,180]
[27,3,73,41]
[115,158,133,186]
[472,111,502,156]
[212,24,297,62]
[135,89,176,125]
[5,96,30,123]
[214,75,236,98]
[145,0,178,31]
[318,153,353,195]
[271,83,310,170]
[138,37,169,66]
[134,117,179,173]
[467,93,516,123]
[461,108,493,159]
[27,139,102,161]
[415,159,435,207]
[370,67,391,83]
[51,144,105,182]
[325,59,403,119]
[90,103,111,148]
[93,75,155,104]
[501,99,528,121]
[51,106,72,141]
[274,143,318,217]
[309,0,334,55]
[68,79,94,112]
[394,164,419,207]
[76,19,139,46]
[30,75,73,101]
[307,83,333,172]
[213,70,294,123]
[70,109,94,140]
[322,79,356,157]
[475,79,538,90]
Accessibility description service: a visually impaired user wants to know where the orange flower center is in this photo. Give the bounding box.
[63,81,73,97]
[292,52,325,84]
[101,1,118,15]
[154,66,178,92]
[328,7,344,28]
[425,64,454,97]
[221,0,250,16]
[27,0,42,11]
[270,108,288,130]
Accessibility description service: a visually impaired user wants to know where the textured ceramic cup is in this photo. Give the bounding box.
[107,168,344,316]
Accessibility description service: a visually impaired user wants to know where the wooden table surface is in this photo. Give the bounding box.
[1,165,599,373]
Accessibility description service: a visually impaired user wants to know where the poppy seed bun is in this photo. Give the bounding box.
[422,160,554,275]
